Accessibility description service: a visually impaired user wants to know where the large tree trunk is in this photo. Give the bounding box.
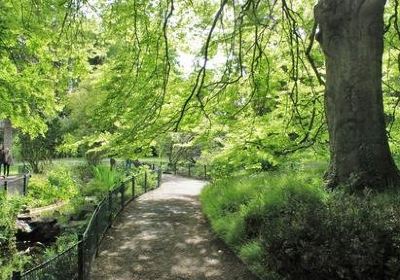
[315,0,400,190]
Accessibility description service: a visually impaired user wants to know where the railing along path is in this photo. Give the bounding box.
[12,162,208,280]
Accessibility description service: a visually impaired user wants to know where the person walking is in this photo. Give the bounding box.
[3,148,12,177]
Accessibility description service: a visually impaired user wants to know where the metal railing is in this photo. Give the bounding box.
[162,162,209,180]
[12,167,162,280]
[1,173,30,196]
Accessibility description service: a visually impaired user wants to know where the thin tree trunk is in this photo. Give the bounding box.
[3,119,12,150]
[315,0,400,190]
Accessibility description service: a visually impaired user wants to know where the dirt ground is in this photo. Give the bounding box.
[90,174,259,280]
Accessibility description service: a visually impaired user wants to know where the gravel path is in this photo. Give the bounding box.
[90,174,258,280]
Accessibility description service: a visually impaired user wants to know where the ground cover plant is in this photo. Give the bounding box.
[0,195,28,280]
[201,155,400,279]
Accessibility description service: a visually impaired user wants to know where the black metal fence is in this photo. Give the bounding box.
[13,167,162,280]
[1,174,30,196]
[15,243,79,280]
[162,162,209,179]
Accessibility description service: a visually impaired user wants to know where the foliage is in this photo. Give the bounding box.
[26,165,79,207]
[72,163,96,185]
[0,159,160,279]
[209,145,278,178]
[41,233,78,262]
[201,163,400,279]
[132,165,158,193]
[0,195,24,248]
[161,132,202,166]
[20,118,66,173]
[0,195,29,280]
[2,0,400,278]
[83,165,123,197]
[0,253,29,280]
[58,0,329,163]
[0,0,90,136]
[12,0,396,188]
[0,193,83,278]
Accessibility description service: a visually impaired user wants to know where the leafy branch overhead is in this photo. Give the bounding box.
[3,0,400,188]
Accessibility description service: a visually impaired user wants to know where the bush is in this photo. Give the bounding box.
[0,195,30,280]
[132,165,158,193]
[83,165,123,197]
[201,171,400,280]
[0,195,23,248]
[27,165,79,207]
[209,146,278,178]
[72,164,95,185]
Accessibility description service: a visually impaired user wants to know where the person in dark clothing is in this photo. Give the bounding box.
[3,148,12,177]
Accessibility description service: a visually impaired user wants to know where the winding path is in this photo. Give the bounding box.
[90,174,258,280]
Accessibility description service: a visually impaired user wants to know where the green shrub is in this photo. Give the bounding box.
[201,171,400,280]
[72,164,95,185]
[0,254,30,280]
[0,195,30,280]
[27,165,79,207]
[42,234,78,262]
[84,165,123,197]
[239,241,268,278]
[48,166,79,199]
[132,165,158,193]
[0,195,23,248]
[26,175,56,206]
[209,146,278,178]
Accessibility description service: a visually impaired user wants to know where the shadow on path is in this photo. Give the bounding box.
[90,175,258,280]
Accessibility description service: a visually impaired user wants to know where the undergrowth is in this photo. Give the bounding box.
[201,158,400,279]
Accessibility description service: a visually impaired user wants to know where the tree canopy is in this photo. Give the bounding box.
[3,0,400,188]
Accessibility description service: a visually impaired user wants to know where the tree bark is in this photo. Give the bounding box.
[315,0,400,190]
[3,119,12,150]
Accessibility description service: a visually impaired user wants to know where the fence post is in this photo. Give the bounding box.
[188,164,191,177]
[121,183,125,209]
[204,165,207,179]
[152,164,155,170]
[12,271,21,280]
[108,191,113,227]
[144,171,148,192]
[23,174,27,195]
[94,212,100,257]
[78,235,85,280]
[174,163,177,175]
[4,180,7,193]
[132,176,135,198]
[157,169,162,188]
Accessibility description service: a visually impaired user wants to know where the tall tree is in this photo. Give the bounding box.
[0,0,89,136]
[315,0,400,189]
[65,0,400,190]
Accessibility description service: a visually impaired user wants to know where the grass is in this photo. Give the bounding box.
[200,172,321,279]
[201,163,326,244]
